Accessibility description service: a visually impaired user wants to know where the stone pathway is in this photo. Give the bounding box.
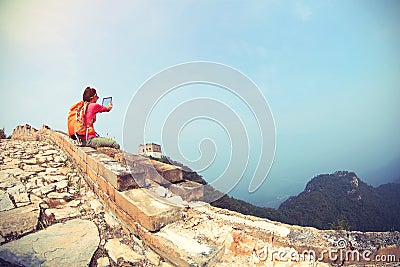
[0,139,158,266]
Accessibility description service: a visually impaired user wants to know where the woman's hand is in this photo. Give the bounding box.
[107,101,113,111]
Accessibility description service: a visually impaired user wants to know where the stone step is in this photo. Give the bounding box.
[97,148,184,185]
[168,180,204,201]
[150,159,183,184]
[95,149,203,201]
[114,188,183,232]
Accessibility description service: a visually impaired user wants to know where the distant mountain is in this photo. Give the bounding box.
[207,170,400,232]
[278,171,400,231]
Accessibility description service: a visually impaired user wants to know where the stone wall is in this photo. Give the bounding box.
[7,124,400,266]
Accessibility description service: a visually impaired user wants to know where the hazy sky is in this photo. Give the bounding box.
[1,1,399,208]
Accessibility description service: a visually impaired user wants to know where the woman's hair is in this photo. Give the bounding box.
[83,87,97,102]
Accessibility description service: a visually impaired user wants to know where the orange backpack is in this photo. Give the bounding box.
[67,101,89,140]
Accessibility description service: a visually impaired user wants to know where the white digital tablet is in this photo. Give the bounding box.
[102,97,112,107]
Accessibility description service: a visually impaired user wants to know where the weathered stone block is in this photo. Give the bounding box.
[101,194,140,235]
[114,153,182,185]
[0,203,40,237]
[98,160,140,191]
[168,180,204,201]
[0,191,14,211]
[0,219,99,267]
[105,238,144,264]
[63,136,77,153]
[85,152,102,174]
[114,152,142,165]
[150,160,183,184]
[60,135,73,150]
[85,164,98,185]
[70,150,82,168]
[91,182,105,200]
[96,147,121,159]
[137,224,224,267]
[45,207,81,220]
[80,166,95,189]
[63,145,74,160]
[96,174,115,202]
[114,189,183,232]
[77,146,96,164]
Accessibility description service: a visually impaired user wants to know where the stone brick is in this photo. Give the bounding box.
[121,154,183,185]
[105,238,144,264]
[168,180,204,201]
[101,194,139,235]
[80,167,96,189]
[150,160,183,184]
[128,162,153,186]
[96,174,115,202]
[85,164,98,185]
[85,152,102,174]
[115,153,175,186]
[114,189,183,232]
[137,224,224,267]
[76,146,96,164]
[0,219,99,267]
[95,147,121,159]
[71,150,82,167]
[91,182,107,202]
[63,145,74,160]
[60,136,73,151]
[62,136,77,153]
[114,152,142,165]
[75,153,87,171]
[98,160,141,191]
[0,203,40,237]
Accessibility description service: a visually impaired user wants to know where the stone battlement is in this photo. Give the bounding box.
[4,124,400,266]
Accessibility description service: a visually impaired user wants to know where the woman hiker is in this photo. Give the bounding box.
[81,87,120,149]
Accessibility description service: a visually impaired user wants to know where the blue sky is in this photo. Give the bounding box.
[1,1,399,208]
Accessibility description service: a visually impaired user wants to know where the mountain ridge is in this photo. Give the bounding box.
[277,171,400,231]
